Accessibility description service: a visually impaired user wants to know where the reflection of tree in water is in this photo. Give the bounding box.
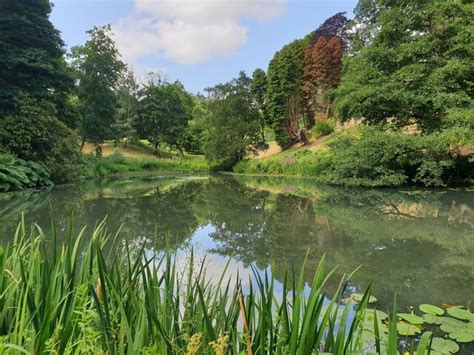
[0,178,203,251]
[1,175,473,309]
[207,176,474,308]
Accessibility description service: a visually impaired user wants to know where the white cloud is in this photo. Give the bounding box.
[113,0,287,65]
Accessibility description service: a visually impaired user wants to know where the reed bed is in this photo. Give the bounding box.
[0,219,431,354]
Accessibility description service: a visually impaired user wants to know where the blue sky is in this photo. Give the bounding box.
[51,0,358,93]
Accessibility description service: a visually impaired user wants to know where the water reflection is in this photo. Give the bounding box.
[0,175,473,309]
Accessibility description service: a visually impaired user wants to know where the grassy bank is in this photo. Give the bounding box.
[235,126,474,187]
[81,151,209,178]
[1,220,473,353]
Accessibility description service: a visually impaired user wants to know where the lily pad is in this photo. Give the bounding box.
[420,304,444,316]
[397,313,424,325]
[423,313,442,325]
[364,309,389,321]
[447,307,474,321]
[350,293,377,304]
[439,318,474,343]
[430,338,459,354]
[397,321,421,336]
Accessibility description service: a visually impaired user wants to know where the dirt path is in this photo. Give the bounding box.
[255,134,334,159]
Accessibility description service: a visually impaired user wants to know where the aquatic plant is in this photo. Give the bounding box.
[0,219,473,353]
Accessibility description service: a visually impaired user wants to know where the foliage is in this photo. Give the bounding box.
[0,152,52,192]
[202,72,266,170]
[0,94,80,182]
[302,36,343,122]
[235,126,473,187]
[80,151,209,177]
[0,0,75,127]
[0,219,376,354]
[183,96,209,154]
[251,68,268,140]
[312,119,336,138]
[334,0,474,130]
[311,12,351,52]
[136,77,193,153]
[114,69,139,146]
[71,25,126,145]
[266,38,308,148]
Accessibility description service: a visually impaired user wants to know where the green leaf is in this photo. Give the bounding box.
[397,322,421,336]
[397,313,424,325]
[430,338,459,354]
[447,307,474,321]
[419,304,444,316]
[423,313,442,325]
[350,293,377,304]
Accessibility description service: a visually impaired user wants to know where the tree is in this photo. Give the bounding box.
[115,69,139,147]
[334,0,473,130]
[311,12,351,52]
[251,68,268,141]
[136,77,192,153]
[266,39,309,148]
[0,0,75,126]
[71,25,125,148]
[202,72,266,169]
[183,96,209,154]
[302,36,343,121]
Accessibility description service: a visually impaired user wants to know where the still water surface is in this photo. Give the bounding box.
[1,174,473,309]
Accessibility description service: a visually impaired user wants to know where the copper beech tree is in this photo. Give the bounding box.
[302,36,343,123]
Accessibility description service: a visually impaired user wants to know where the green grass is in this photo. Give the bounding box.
[81,151,209,178]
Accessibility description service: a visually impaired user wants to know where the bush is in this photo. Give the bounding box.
[312,119,335,138]
[0,94,81,182]
[234,126,474,187]
[317,126,473,187]
[0,152,52,192]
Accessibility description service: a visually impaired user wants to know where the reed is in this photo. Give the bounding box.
[0,218,429,354]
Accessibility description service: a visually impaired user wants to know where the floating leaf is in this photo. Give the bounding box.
[397,321,421,336]
[447,307,474,321]
[397,313,424,325]
[365,309,389,321]
[351,293,377,304]
[420,304,444,316]
[430,338,459,354]
[439,317,474,343]
[423,313,442,325]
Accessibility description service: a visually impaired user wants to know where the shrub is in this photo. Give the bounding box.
[312,119,335,138]
[0,152,52,192]
[0,94,81,182]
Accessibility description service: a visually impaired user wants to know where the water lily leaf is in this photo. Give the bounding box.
[423,313,442,325]
[449,333,474,343]
[447,307,474,321]
[350,293,377,304]
[430,338,459,354]
[420,304,444,316]
[397,321,421,336]
[364,309,389,321]
[397,313,424,325]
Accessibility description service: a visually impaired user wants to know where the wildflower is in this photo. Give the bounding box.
[186,333,203,355]
[209,334,230,355]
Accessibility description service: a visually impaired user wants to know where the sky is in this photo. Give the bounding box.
[51,0,358,93]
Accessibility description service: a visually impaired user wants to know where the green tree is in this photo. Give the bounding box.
[266,39,309,148]
[202,72,266,169]
[0,0,76,126]
[115,69,139,147]
[183,96,209,154]
[71,25,125,148]
[334,0,474,130]
[136,76,193,153]
[251,68,268,141]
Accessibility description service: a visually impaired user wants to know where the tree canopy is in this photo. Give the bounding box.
[202,72,265,169]
[334,0,474,130]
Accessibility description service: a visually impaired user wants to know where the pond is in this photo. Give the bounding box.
[0,174,473,311]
